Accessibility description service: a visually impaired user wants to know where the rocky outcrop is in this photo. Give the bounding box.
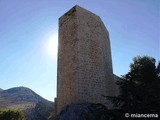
[55,103,109,120]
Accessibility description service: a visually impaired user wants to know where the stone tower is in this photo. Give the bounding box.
[56,5,117,113]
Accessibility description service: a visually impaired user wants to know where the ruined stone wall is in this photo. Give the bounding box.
[56,6,117,113]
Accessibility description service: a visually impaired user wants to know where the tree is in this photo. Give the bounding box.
[0,109,25,120]
[108,56,160,114]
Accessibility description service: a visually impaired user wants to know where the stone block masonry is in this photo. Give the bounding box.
[56,5,118,113]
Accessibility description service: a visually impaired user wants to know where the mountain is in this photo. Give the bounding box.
[0,86,54,120]
[0,88,3,91]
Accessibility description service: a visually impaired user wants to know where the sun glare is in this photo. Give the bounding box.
[45,33,58,60]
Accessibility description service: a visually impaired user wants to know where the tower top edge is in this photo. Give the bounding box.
[59,5,99,20]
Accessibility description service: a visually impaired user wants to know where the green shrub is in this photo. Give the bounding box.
[0,109,25,120]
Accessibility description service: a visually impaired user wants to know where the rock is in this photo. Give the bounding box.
[56,103,109,120]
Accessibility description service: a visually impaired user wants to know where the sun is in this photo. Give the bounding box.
[45,33,58,60]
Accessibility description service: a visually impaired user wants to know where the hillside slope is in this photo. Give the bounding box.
[0,87,54,120]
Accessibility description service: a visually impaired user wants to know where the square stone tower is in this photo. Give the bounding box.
[56,5,116,113]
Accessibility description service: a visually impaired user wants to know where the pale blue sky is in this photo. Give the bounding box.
[0,0,159,101]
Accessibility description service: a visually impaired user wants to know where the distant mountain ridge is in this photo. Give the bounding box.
[0,86,54,120]
[0,87,42,103]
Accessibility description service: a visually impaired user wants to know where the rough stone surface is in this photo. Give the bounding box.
[55,103,108,120]
[56,5,118,113]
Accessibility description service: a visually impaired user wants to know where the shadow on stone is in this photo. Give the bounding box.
[54,103,115,120]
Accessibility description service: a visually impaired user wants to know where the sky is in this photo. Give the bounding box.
[0,0,159,101]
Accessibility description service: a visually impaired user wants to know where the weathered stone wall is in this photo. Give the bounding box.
[75,6,116,104]
[56,5,117,113]
[56,6,78,113]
